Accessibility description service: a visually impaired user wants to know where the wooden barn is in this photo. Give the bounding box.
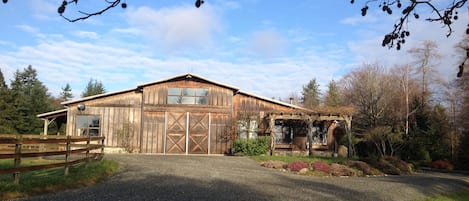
[37,73,353,156]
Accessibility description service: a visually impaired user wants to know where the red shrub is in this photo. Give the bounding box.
[429,160,454,170]
[287,161,309,172]
[311,161,331,173]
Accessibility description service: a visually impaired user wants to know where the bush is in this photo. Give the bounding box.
[330,163,356,176]
[233,137,270,156]
[287,161,309,172]
[311,161,331,173]
[428,160,454,170]
[346,160,372,175]
[384,156,413,174]
[262,160,287,169]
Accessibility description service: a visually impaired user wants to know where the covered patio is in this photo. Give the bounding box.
[267,112,353,157]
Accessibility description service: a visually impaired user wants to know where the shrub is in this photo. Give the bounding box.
[384,156,413,174]
[429,160,454,170]
[262,160,287,169]
[233,137,270,156]
[287,161,309,172]
[330,163,356,176]
[364,158,402,175]
[346,160,372,175]
[311,161,331,173]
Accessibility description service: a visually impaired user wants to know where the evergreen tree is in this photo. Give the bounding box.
[10,65,53,134]
[301,78,320,109]
[81,78,106,98]
[324,80,342,107]
[0,68,17,133]
[60,83,73,101]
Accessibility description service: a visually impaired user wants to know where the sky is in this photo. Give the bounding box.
[0,0,467,101]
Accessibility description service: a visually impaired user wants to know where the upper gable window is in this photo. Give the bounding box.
[167,87,209,105]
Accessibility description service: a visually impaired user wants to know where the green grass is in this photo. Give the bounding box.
[0,159,119,200]
[251,155,347,164]
[415,191,469,201]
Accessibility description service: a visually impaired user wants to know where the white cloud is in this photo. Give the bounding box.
[15,25,39,34]
[247,29,288,57]
[124,5,222,53]
[72,31,100,40]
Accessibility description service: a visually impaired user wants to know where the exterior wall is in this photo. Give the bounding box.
[233,93,298,136]
[66,91,142,150]
[64,76,304,155]
[141,78,234,154]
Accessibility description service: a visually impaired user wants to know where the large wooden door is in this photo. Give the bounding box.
[166,112,187,154]
[188,113,209,154]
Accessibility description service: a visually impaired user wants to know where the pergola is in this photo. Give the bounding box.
[267,112,353,157]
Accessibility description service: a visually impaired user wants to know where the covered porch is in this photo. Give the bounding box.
[267,112,353,157]
[36,109,68,136]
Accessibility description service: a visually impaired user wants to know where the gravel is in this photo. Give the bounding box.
[17,154,469,201]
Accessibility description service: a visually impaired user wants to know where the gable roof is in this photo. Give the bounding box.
[60,73,308,111]
[137,73,240,91]
[61,87,138,105]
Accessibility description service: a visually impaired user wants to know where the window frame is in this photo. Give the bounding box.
[167,87,209,105]
[76,115,101,137]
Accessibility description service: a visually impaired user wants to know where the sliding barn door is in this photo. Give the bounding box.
[188,113,209,154]
[165,112,187,154]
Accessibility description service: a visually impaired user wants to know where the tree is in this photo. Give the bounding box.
[0,68,17,133]
[10,65,53,134]
[60,83,73,102]
[408,41,442,106]
[324,80,342,107]
[340,63,394,130]
[81,78,106,98]
[301,79,321,109]
[352,0,469,75]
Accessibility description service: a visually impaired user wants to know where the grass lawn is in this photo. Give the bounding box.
[0,158,119,200]
[415,191,469,201]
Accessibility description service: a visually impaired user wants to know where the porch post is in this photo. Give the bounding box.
[269,115,276,156]
[307,117,313,156]
[345,115,353,158]
[42,118,49,136]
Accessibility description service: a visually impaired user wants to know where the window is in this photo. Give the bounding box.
[167,87,209,105]
[76,115,100,136]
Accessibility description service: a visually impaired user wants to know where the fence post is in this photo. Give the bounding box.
[64,136,71,176]
[100,137,105,161]
[86,135,91,162]
[13,135,22,184]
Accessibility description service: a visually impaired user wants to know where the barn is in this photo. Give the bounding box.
[37,73,352,156]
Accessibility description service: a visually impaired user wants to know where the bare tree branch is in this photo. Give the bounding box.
[59,0,122,23]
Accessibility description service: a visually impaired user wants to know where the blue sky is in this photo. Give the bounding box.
[0,0,466,101]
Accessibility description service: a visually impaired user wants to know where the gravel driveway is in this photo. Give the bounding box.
[18,154,469,201]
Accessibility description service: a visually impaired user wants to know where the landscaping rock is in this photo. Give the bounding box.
[298,168,309,174]
[261,160,287,169]
[338,145,348,158]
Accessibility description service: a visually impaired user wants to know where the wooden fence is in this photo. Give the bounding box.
[0,135,105,184]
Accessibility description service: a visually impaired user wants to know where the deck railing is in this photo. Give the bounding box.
[0,135,105,184]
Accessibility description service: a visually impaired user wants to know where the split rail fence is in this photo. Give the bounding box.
[0,135,105,184]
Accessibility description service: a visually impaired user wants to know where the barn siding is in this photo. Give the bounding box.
[63,74,302,154]
[66,91,142,150]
